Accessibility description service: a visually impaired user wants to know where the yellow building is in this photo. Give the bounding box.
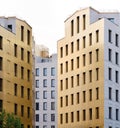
[0,17,33,128]
[58,7,120,128]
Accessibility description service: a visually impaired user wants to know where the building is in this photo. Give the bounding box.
[0,17,33,128]
[57,7,120,128]
[35,46,57,128]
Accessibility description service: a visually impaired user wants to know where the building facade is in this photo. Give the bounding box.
[35,51,57,128]
[57,7,120,128]
[0,17,33,128]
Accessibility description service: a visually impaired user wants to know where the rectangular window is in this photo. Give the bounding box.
[65,113,68,123]
[115,52,119,65]
[96,30,99,42]
[108,49,112,61]
[27,70,30,81]
[0,57,2,71]
[60,114,63,124]
[60,97,63,107]
[0,78,3,91]
[89,108,92,120]
[14,63,17,77]
[83,110,86,120]
[51,114,55,121]
[21,26,24,41]
[51,79,55,87]
[51,67,55,76]
[83,91,86,102]
[43,79,47,87]
[27,30,30,45]
[96,68,99,81]
[71,76,74,88]
[71,20,74,36]
[51,90,55,99]
[14,103,17,115]
[36,80,39,88]
[96,87,99,100]
[51,102,55,110]
[27,107,30,118]
[77,111,80,121]
[43,91,47,99]
[89,33,92,45]
[27,88,30,100]
[83,72,86,84]
[108,68,112,80]
[43,68,47,76]
[109,107,112,119]
[36,91,39,99]
[65,44,68,56]
[60,47,63,58]
[83,15,86,30]
[109,87,112,100]
[77,92,80,104]
[77,74,80,86]
[96,49,99,62]
[89,70,92,82]
[71,112,74,122]
[36,68,39,76]
[43,102,47,110]
[0,100,3,112]
[66,78,68,89]
[21,48,24,60]
[116,109,119,120]
[65,61,68,72]
[14,83,17,96]
[21,105,24,117]
[108,29,112,43]
[71,59,74,70]
[77,39,80,51]
[21,86,24,98]
[89,89,92,101]
[65,95,68,106]
[89,52,92,64]
[115,70,119,83]
[77,16,79,33]
[36,114,39,122]
[21,67,24,79]
[83,36,86,48]
[0,36,3,50]
[115,34,119,47]
[60,80,63,91]
[14,44,17,57]
[71,94,74,105]
[96,107,99,119]
[71,42,74,53]
[116,90,119,102]
[77,56,79,68]
[27,51,30,63]
[83,54,86,66]
[60,63,63,74]
[36,102,39,110]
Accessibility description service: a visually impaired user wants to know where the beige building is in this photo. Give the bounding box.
[58,7,120,128]
[0,17,33,128]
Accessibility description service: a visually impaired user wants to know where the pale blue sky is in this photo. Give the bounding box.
[0,0,120,54]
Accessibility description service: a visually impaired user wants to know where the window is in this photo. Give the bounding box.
[14,44,17,57]
[21,67,24,79]
[89,108,92,120]
[109,87,112,100]
[65,44,68,55]
[77,16,79,33]
[71,76,74,88]
[43,91,47,99]
[71,94,74,105]
[108,68,112,80]
[71,20,74,36]
[43,126,47,128]
[0,100,3,112]
[21,86,24,98]
[36,102,39,110]
[71,42,74,53]
[77,111,80,121]
[14,83,17,96]
[36,114,39,122]
[60,47,63,58]
[115,70,119,83]
[77,92,80,104]
[60,63,63,74]
[51,79,55,87]
[36,126,39,128]
[51,114,55,121]
[77,39,80,51]
[51,126,55,128]
[96,30,99,42]
[83,91,86,102]
[115,34,119,47]
[115,52,119,65]
[83,110,86,120]
[108,29,112,43]
[65,113,68,123]
[21,105,24,117]
[96,68,99,81]
[14,63,17,76]
[60,97,63,107]
[21,26,24,41]
[83,72,86,84]
[27,88,30,100]
[77,74,80,86]
[51,67,55,76]
[36,80,39,88]
[43,79,47,87]
[0,36,3,50]
[108,49,112,61]
[109,107,112,119]
[65,95,68,106]
[36,68,39,76]
[83,36,86,48]
[36,91,39,99]
[116,109,119,120]
[27,70,30,81]
[71,59,74,70]
[96,49,99,62]
[43,114,47,122]
[89,52,92,64]
[96,87,99,100]
[43,68,47,76]
[116,90,119,102]
[89,33,92,45]
[51,102,55,110]
[27,107,30,118]
[60,114,63,124]
[0,57,2,71]
[96,107,99,119]
[71,112,74,122]
[89,89,92,101]
[66,78,68,89]
[43,102,47,110]
[83,54,86,66]
[21,48,24,60]
[89,70,92,82]
[60,80,63,91]
[27,51,30,63]
[0,78,3,91]
[83,15,86,30]
[14,104,17,115]
[65,61,68,72]
[77,56,80,68]
[51,91,55,99]
[27,30,30,45]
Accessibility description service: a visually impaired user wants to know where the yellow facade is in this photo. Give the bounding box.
[58,7,105,128]
[0,17,33,128]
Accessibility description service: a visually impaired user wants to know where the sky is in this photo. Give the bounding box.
[0,0,120,54]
